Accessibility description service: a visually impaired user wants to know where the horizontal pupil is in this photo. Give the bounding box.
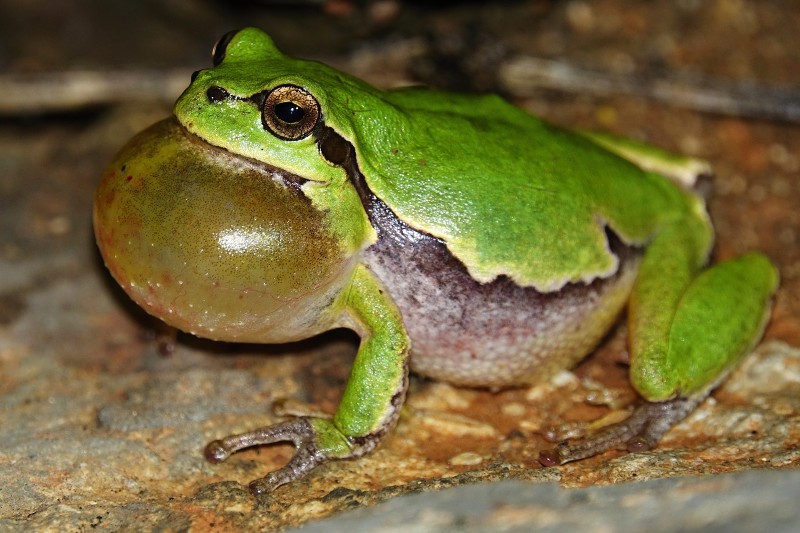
[274,101,305,124]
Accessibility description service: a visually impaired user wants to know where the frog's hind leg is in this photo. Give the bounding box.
[630,248,778,403]
[540,218,778,466]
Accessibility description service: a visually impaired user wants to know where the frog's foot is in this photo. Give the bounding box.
[205,417,352,495]
[538,396,701,466]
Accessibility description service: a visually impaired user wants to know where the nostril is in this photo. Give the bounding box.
[207,86,231,103]
[191,70,202,82]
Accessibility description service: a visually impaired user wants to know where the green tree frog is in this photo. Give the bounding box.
[93,28,778,495]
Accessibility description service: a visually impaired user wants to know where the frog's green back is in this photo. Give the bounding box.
[193,28,704,292]
[342,88,700,291]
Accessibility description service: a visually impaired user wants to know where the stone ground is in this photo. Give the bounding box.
[1,1,799,531]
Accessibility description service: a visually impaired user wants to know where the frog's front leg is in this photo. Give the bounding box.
[205,265,410,495]
[541,215,778,465]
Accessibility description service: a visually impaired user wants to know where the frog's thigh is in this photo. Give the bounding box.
[631,252,778,401]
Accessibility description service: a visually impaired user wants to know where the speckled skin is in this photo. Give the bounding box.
[346,155,641,388]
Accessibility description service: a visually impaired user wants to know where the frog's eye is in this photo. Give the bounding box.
[262,85,320,141]
[212,30,240,66]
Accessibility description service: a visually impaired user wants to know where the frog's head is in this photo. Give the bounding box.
[93,119,359,343]
[173,28,391,186]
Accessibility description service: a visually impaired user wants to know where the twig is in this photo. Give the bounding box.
[0,69,191,114]
[500,56,800,123]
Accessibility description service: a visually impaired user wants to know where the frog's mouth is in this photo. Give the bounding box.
[176,120,313,192]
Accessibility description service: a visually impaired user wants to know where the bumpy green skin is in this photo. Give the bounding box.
[94,28,779,493]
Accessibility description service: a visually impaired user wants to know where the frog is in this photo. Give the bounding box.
[93,27,779,496]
